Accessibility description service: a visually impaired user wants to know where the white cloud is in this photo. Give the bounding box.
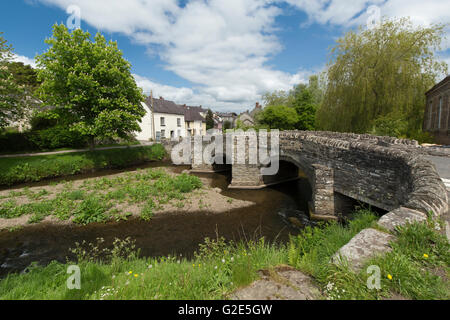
[33,0,450,112]
[36,0,310,112]
[11,54,37,68]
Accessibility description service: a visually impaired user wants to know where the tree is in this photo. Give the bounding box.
[262,90,293,107]
[316,18,448,139]
[205,109,214,130]
[7,61,40,91]
[291,88,316,130]
[223,120,232,130]
[36,24,145,148]
[256,105,299,130]
[0,33,28,129]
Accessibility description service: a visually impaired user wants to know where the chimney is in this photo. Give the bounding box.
[159,96,164,100]
[184,104,186,107]
[255,102,261,109]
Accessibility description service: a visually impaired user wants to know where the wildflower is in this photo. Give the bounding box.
[148,264,153,269]
[128,271,132,274]
[112,275,116,279]
[230,257,234,262]
[192,264,195,267]
[134,274,138,278]
[387,274,393,280]
[214,266,218,270]
[423,254,429,259]
[198,264,201,267]
[221,259,225,263]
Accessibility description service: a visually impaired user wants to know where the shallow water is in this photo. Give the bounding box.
[0,163,312,277]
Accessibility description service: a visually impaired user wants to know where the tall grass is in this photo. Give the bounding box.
[0,237,288,300]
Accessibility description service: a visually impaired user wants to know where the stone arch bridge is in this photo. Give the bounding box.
[164,131,448,221]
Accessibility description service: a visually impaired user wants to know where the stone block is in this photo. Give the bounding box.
[332,228,396,271]
[377,207,427,232]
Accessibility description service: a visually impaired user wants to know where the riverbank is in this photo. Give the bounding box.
[0,144,166,186]
[0,166,254,230]
[1,210,447,300]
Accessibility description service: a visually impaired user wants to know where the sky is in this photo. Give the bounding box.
[1,0,449,113]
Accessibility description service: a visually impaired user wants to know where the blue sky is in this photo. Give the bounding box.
[2,0,449,112]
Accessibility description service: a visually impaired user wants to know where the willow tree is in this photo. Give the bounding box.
[36,24,145,148]
[316,18,448,139]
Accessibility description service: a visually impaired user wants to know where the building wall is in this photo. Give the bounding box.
[135,102,185,141]
[135,102,154,141]
[424,78,450,145]
[185,120,205,136]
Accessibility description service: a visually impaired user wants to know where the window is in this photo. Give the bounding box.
[160,117,165,126]
[177,118,181,127]
[161,130,165,138]
[438,97,442,129]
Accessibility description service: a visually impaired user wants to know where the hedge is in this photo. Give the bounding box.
[0,144,166,186]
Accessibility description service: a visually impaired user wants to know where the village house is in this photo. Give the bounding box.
[182,105,207,136]
[423,75,450,145]
[135,96,207,141]
[237,102,262,127]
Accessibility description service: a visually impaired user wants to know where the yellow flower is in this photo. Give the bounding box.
[134,274,138,278]
[387,274,393,280]
[198,264,201,267]
[192,264,195,267]
[128,271,132,274]
[423,254,429,259]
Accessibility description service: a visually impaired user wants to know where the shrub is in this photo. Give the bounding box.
[28,125,87,150]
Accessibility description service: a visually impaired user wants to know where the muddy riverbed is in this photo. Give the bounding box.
[0,162,313,277]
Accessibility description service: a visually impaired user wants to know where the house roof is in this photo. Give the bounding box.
[145,96,185,115]
[184,106,206,122]
[426,75,450,96]
[144,96,207,122]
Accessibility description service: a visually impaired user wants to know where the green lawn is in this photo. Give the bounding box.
[0,144,166,186]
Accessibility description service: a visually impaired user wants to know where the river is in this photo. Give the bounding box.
[0,162,312,277]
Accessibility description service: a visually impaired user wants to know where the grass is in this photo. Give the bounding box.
[0,144,166,186]
[0,207,447,300]
[0,237,288,300]
[287,209,450,300]
[0,168,203,225]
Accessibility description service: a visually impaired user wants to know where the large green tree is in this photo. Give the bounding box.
[316,18,448,139]
[36,24,145,147]
[256,104,298,130]
[0,33,28,129]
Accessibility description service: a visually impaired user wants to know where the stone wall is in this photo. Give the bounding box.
[162,131,448,219]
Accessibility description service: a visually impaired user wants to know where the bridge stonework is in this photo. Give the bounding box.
[164,131,448,221]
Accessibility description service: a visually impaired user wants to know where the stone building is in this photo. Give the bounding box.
[423,75,450,145]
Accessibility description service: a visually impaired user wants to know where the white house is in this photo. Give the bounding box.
[135,97,186,141]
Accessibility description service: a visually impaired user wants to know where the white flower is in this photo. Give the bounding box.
[214,266,218,269]
[230,257,234,262]
[148,264,153,269]
[221,259,225,263]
